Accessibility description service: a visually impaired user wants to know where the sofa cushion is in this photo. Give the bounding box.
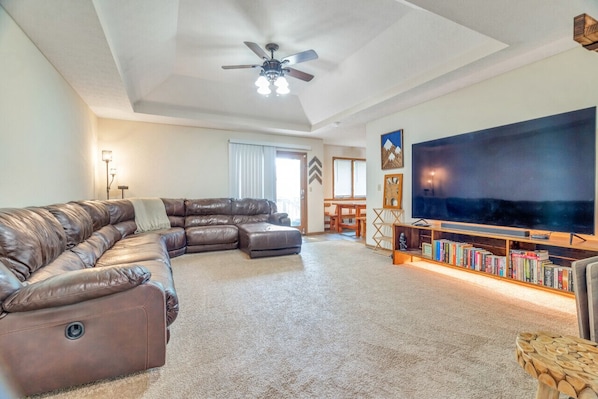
[162,198,185,217]
[231,198,271,215]
[185,214,232,227]
[46,203,94,249]
[0,208,67,281]
[155,227,186,251]
[232,214,270,224]
[186,225,238,246]
[267,200,278,213]
[70,226,120,269]
[0,260,23,302]
[163,199,186,228]
[74,200,110,231]
[103,200,135,224]
[96,233,170,267]
[185,198,232,216]
[94,224,122,248]
[113,220,137,238]
[27,251,86,284]
[168,216,185,228]
[2,264,151,313]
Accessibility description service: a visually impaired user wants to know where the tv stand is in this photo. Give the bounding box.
[393,222,598,296]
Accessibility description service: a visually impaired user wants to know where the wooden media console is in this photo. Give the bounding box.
[393,223,598,296]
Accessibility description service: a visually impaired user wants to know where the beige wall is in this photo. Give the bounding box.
[365,47,598,245]
[97,119,326,232]
[0,7,97,208]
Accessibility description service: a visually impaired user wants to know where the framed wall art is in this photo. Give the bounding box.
[381,129,404,170]
[383,173,403,209]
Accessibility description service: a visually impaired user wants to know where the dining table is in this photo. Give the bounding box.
[334,202,366,236]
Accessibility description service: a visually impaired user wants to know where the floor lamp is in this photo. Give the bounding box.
[101,150,116,200]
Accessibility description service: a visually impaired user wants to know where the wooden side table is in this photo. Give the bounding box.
[515,331,598,399]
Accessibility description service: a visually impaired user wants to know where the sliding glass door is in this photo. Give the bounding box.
[276,152,307,233]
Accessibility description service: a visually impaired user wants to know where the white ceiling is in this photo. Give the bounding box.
[2,0,597,147]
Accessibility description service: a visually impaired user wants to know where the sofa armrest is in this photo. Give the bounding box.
[2,265,150,313]
[0,282,167,396]
[269,212,291,226]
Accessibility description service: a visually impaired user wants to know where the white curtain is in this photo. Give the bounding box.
[229,143,276,200]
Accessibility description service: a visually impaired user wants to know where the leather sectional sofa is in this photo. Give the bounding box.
[0,197,300,396]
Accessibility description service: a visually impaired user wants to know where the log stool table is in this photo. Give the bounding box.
[515,331,598,399]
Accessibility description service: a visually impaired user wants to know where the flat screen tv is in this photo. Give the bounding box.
[412,107,597,235]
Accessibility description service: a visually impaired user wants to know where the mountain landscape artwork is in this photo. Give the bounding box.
[381,129,404,169]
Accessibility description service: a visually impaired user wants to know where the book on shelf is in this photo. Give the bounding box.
[421,242,432,258]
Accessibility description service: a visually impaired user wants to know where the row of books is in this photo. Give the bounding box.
[429,239,574,292]
[431,239,506,274]
[510,249,550,283]
[511,249,574,292]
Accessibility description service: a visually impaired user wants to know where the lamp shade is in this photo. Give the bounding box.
[255,75,269,88]
[257,85,272,95]
[101,150,112,161]
[274,76,288,88]
[276,85,290,95]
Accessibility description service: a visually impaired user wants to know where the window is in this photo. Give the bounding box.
[333,157,366,199]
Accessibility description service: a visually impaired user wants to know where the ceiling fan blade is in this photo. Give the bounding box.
[282,49,318,66]
[244,41,269,60]
[285,67,314,82]
[221,64,260,69]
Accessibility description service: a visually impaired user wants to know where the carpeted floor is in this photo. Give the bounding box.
[31,239,578,398]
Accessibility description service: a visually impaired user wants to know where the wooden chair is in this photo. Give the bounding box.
[356,216,367,237]
[325,204,338,231]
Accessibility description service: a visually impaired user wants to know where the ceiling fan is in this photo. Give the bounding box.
[222,42,318,95]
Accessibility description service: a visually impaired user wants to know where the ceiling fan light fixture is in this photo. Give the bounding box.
[274,76,288,88]
[223,42,317,97]
[276,85,290,95]
[255,74,269,88]
[257,85,271,95]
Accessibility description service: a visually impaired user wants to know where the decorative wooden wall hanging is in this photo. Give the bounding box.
[309,156,322,184]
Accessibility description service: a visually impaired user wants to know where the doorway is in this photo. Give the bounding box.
[276,151,307,234]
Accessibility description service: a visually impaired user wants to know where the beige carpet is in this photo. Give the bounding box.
[31,240,578,399]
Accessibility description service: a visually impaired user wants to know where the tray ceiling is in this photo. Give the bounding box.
[1,0,596,146]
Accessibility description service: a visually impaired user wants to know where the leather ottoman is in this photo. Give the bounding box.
[238,222,301,258]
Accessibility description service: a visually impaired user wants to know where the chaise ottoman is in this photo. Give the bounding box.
[238,222,302,258]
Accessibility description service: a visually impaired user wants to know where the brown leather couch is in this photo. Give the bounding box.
[184,198,291,253]
[0,197,295,396]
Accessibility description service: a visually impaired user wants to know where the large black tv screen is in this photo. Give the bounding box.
[412,107,597,235]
